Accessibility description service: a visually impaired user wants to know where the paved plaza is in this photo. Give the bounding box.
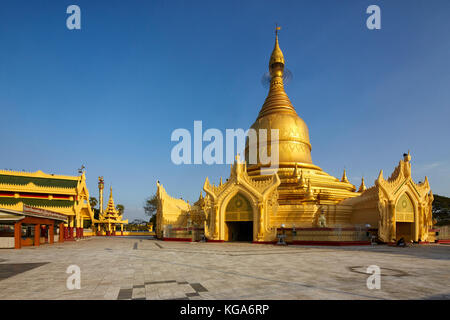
[0,237,449,300]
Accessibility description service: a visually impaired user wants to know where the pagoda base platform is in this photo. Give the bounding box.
[162,237,193,242]
[290,240,370,246]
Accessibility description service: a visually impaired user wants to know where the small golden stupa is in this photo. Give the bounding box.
[95,182,128,236]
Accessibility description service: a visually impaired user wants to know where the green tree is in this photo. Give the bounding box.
[93,208,100,220]
[149,213,156,226]
[116,204,125,215]
[433,194,450,225]
[89,197,98,209]
[144,193,158,219]
[89,197,100,220]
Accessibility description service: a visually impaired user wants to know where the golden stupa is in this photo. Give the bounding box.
[246,30,357,207]
[246,30,313,166]
[155,29,435,245]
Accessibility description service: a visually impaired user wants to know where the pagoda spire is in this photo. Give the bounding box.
[104,186,118,215]
[270,25,284,67]
[341,169,349,183]
[358,177,367,192]
[257,25,297,120]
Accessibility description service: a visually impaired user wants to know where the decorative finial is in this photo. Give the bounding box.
[376,169,384,182]
[358,177,367,192]
[299,169,306,188]
[78,165,85,174]
[341,169,349,183]
[269,25,285,77]
[304,179,315,201]
[275,23,281,36]
[98,176,104,189]
[292,163,298,177]
[403,150,411,162]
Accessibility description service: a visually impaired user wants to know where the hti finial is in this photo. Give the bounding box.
[275,23,281,36]
[403,150,411,162]
[269,24,285,75]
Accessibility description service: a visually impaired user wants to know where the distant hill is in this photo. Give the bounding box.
[433,194,450,225]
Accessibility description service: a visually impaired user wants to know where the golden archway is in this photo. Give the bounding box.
[395,193,415,241]
[225,193,253,222]
[396,193,415,222]
[224,193,253,241]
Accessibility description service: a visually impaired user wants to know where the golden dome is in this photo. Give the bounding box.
[245,29,313,170]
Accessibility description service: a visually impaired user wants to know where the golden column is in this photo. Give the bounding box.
[214,205,219,239]
[417,204,423,241]
[98,176,104,233]
[98,176,104,215]
[257,203,264,240]
[388,200,396,242]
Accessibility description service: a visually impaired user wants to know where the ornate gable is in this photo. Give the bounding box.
[203,155,280,205]
[376,152,431,203]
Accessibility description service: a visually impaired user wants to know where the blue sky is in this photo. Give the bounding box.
[1,0,449,221]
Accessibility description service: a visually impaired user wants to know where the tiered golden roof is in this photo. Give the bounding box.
[102,187,119,219]
[0,169,95,225]
[95,183,128,233]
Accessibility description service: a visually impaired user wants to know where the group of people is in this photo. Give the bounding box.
[396,237,417,247]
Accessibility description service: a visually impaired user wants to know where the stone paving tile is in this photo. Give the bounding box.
[0,237,449,300]
[117,288,133,300]
[104,286,120,300]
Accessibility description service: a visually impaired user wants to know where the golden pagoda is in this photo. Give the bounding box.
[95,182,128,236]
[156,29,435,244]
